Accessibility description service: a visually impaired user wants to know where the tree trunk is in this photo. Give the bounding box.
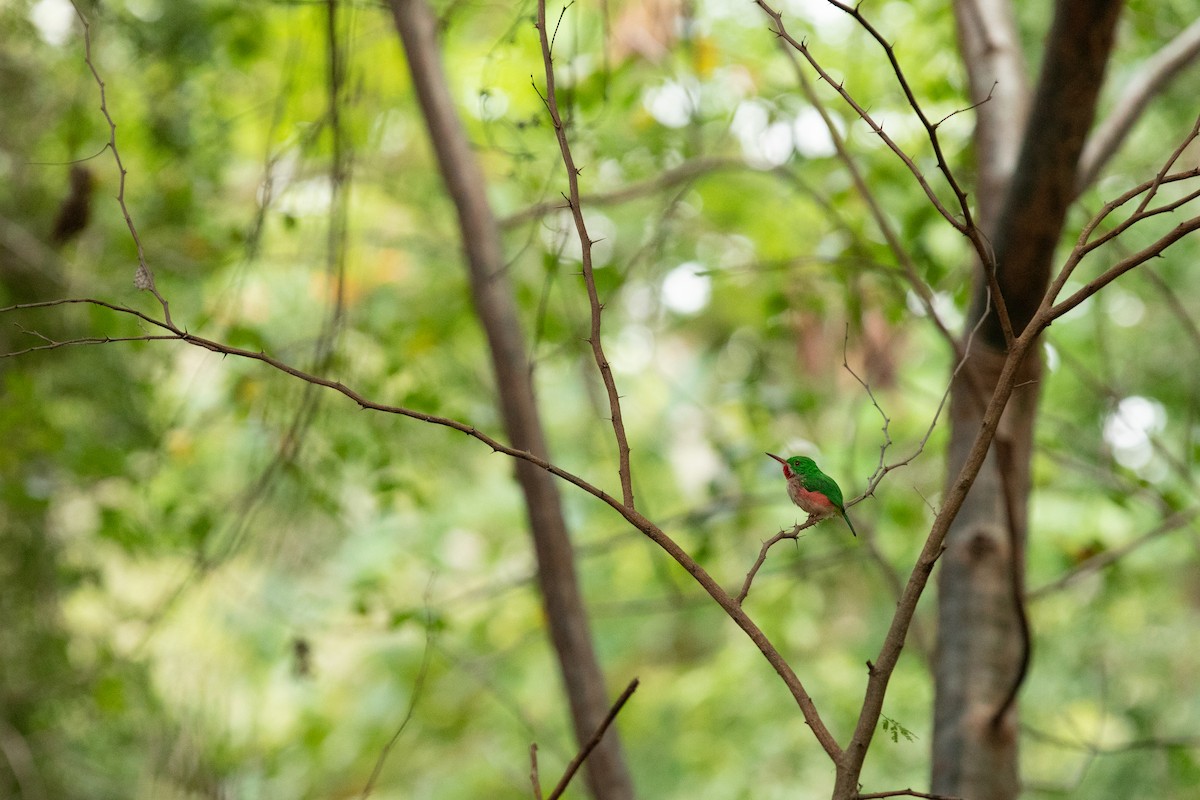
[387,2,636,798]
[933,1,1123,798]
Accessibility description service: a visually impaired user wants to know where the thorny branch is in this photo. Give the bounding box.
[735,519,821,606]
[0,295,844,762]
[534,0,635,509]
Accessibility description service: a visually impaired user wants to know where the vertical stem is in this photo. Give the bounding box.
[386,2,636,797]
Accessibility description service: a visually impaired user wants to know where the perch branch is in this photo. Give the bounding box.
[1,296,844,761]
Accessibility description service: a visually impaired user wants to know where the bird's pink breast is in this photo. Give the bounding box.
[788,482,837,517]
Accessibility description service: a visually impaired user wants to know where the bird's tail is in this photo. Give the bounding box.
[842,510,858,537]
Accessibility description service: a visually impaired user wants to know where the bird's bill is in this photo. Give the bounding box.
[765,452,786,464]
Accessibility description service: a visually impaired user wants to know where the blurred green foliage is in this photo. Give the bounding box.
[1,0,1198,798]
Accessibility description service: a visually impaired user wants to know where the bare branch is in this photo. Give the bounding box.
[952,0,1030,231]
[1078,18,1200,192]
[753,2,968,237]
[835,320,1044,796]
[2,296,845,761]
[535,0,635,509]
[543,678,639,800]
[735,520,820,606]
[780,45,961,359]
[754,0,1013,346]
[529,744,543,800]
[1,333,179,358]
[1044,118,1200,319]
[1131,114,1200,216]
[73,6,173,326]
[1050,214,1200,321]
[857,790,964,800]
[819,0,983,238]
[854,290,993,502]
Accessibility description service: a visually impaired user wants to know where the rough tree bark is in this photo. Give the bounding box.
[934,1,1124,798]
[386,2,636,798]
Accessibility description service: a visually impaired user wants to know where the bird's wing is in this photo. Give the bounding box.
[806,471,845,508]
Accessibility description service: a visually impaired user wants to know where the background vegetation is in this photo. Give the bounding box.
[2,0,1198,798]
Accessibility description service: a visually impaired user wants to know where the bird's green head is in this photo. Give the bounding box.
[766,452,821,480]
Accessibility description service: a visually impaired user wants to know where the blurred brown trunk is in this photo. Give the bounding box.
[387,2,636,798]
[933,1,1123,798]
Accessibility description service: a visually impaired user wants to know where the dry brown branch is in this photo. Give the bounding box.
[1043,119,1200,319]
[857,790,963,800]
[735,520,820,606]
[752,2,961,234]
[835,316,1050,796]
[540,678,639,800]
[1,295,845,761]
[73,6,172,326]
[1050,215,1200,320]
[821,0,979,232]
[529,744,543,800]
[851,290,993,503]
[754,0,1017,348]
[814,3,1017,348]
[534,0,635,509]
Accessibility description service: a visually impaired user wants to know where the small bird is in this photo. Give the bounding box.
[766,453,857,537]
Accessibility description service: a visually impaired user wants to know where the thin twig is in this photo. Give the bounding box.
[1050,215,1200,320]
[73,5,172,326]
[534,0,635,509]
[1,333,179,357]
[360,579,438,799]
[529,744,543,800]
[544,678,639,800]
[780,46,960,360]
[754,0,1017,346]
[736,520,819,606]
[1055,118,1200,294]
[853,288,993,503]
